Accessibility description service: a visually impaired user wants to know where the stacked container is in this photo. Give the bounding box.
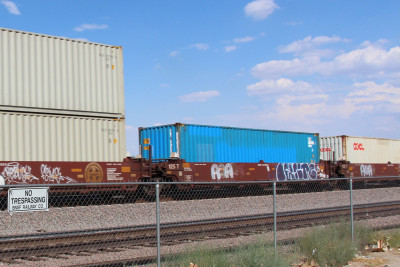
[0,28,126,161]
[139,123,320,163]
[320,136,400,163]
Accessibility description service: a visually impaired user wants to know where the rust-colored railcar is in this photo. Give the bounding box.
[0,158,398,198]
[0,159,148,196]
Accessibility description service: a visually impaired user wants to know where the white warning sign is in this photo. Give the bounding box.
[8,187,49,213]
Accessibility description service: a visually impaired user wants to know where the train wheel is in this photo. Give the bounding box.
[139,177,164,200]
[140,184,156,200]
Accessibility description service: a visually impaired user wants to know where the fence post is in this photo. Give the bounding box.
[156,183,161,267]
[350,178,354,242]
[273,181,277,256]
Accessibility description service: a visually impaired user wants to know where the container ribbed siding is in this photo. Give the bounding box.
[0,28,124,117]
[139,123,320,163]
[0,112,126,162]
[320,136,400,163]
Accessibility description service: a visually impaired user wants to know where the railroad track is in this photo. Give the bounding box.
[1,201,399,265]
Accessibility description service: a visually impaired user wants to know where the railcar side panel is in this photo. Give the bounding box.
[0,160,144,187]
[331,162,400,178]
[159,161,328,182]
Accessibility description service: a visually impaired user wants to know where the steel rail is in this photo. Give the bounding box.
[0,201,399,263]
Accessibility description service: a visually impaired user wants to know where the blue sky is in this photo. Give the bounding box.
[1,0,400,155]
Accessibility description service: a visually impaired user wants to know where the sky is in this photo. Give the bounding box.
[1,0,400,155]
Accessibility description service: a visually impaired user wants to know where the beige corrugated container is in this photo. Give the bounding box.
[0,28,124,117]
[320,136,400,163]
[0,112,126,162]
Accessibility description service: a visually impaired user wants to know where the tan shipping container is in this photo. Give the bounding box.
[0,28,124,117]
[0,112,126,162]
[320,136,400,163]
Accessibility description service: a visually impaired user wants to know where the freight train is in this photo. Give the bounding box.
[0,28,399,198]
[1,123,399,198]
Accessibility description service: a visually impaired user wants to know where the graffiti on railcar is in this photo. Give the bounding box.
[0,162,39,184]
[360,164,373,177]
[41,164,77,183]
[0,162,77,184]
[211,163,234,180]
[276,163,322,181]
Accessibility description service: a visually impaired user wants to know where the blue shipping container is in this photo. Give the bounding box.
[139,123,320,163]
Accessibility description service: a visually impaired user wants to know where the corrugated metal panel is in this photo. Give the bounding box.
[139,123,320,163]
[319,136,345,161]
[0,112,126,161]
[0,28,124,117]
[320,136,400,163]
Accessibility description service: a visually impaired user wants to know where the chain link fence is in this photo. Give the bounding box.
[0,177,399,266]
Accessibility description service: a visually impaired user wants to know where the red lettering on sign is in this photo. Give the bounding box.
[353,143,364,151]
[320,148,332,152]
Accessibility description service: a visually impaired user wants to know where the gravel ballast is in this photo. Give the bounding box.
[0,187,399,266]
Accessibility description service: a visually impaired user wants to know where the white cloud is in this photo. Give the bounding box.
[348,81,400,107]
[179,90,220,102]
[245,0,278,20]
[251,44,400,79]
[278,35,349,55]
[351,81,400,97]
[190,43,209,51]
[1,0,20,15]
[234,36,255,43]
[360,39,389,48]
[247,78,314,95]
[252,56,321,78]
[324,46,400,76]
[222,36,254,53]
[246,81,400,129]
[242,93,357,127]
[272,100,328,123]
[74,24,108,32]
[225,46,237,52]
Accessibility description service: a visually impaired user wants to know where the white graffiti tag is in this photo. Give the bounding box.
[360,164,373,177]
[40,164,77,184]
[1,162,39,184]
[276,163,319,181]
[211,163,234,180]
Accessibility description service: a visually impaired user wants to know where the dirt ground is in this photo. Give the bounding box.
[346,249,400,267]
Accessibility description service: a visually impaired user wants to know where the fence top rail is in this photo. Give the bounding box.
[0,176,398,188]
